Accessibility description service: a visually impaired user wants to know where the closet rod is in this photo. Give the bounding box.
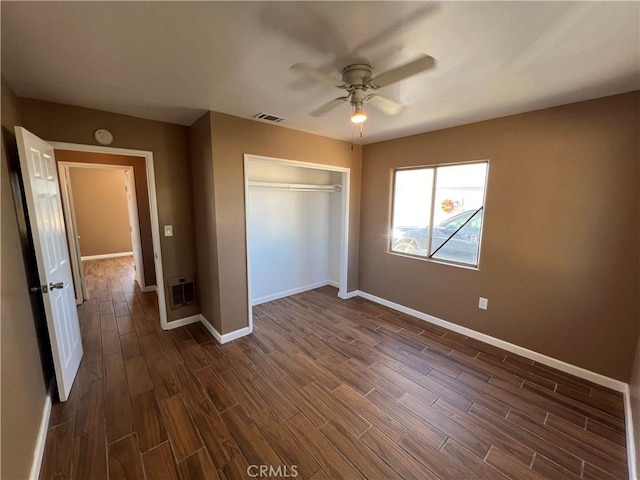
[248,181,342,192]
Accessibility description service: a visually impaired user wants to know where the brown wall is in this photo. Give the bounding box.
[191,112,362,334]
[360,92,640,381]
[69,167,132,256]
[190,113,222,331]
[1,78,48,479]
[56,150,156,286]
[20,98,199,321]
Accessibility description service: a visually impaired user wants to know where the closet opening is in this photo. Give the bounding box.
[244,154,350,330]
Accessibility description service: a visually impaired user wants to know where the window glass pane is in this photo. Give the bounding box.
[430,162,488,265]
[391,168,433,256]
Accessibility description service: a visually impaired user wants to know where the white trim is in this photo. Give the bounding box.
[162,314,201,330]
[252,280,337,306]
[340,290,360,300]
[199,314,253,344]
[29,392,52,480]
[355,290,628,392]
[57,160,147,295]
[139,285,157,293]
[49,142,168,331]
[81,251,133,261]
[623,385,638,480]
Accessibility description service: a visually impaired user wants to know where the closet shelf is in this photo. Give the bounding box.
[248,181,342,192]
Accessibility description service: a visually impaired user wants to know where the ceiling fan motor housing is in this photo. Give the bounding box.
[342,64,373,107]
[342,64,373,88]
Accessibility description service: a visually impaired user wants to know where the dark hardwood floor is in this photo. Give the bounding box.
[39,257,629,479]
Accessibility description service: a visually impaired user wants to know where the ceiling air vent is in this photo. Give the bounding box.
[253,112,286,123]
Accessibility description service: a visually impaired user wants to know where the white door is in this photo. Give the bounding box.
[15,127,83,402]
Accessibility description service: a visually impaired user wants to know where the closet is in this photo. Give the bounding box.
[245,155,348,306]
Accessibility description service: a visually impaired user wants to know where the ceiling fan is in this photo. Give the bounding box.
[289,54,436,123]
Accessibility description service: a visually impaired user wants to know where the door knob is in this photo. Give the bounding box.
[49,282,64,290]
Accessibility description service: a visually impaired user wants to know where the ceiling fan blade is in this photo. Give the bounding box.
[367,94,403,116]
[289,63,344,87]
[369,55,436,88]
[310,97,349,116]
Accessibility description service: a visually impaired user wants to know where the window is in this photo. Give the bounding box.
[391,161,488,267]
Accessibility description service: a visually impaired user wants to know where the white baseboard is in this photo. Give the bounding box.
[623,385,638,480]
[199,314,253,344]
[29,391,52,480]
[81,251,133,261]
[355,290,627,393]
[162,314,201,330]
[140,285,157,293]
[251,280,337,306]
[340,290,360,300]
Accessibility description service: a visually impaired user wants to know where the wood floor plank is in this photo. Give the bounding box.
[132,389,168,452]
[470,403,584,476]
[172,363,206,406]
[320,419,402,479]
[187,397,241,468]
[303,381,370,437]
[220,405,282,467]
[486,447,546,480]
[108,433,145,480]
[39,422,74,480]
[103,352,128,391]
[397,432,470,480]
[116,314,134,335]
[72,426,107,480]
[75,379,104,435]
[160,394,203,461]
[186,322,213,345]
[248,373,299,420]
[507,409,628,479]
[125,355,154,396]
[120,332,142,360]
[441,438,510,480]
[399,392,490,458]
[365,389,447,450]
[249,407,321,479]
[200,341,233,372]
[196,366,238,413]
[102,330,122,356]
[272,375,331,428]
[177,449,220,480]
[285,413,364,480]
[179,337,211,372]
[333,384,408,442]
[142,442,180,480]
[105,384,134,444]
[360,426,439,480]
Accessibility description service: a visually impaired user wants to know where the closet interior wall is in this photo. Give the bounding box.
[247,160,343,305]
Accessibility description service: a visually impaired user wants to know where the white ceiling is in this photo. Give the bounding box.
[2,1,639,144]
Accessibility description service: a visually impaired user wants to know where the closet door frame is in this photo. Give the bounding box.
[243,154,351,330]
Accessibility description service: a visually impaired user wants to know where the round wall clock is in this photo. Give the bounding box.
[94,129,114,145]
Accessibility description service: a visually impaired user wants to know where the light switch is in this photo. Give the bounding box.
[164,225,173,237]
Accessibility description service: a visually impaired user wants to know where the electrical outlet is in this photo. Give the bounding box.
[478,297,488,310]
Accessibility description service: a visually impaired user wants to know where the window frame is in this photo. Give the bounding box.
[389,160,489,269]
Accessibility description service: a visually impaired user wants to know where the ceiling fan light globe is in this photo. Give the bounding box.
[351,112,367,123]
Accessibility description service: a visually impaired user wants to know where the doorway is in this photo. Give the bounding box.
[58,162,145,304]
[50,142,170,329]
